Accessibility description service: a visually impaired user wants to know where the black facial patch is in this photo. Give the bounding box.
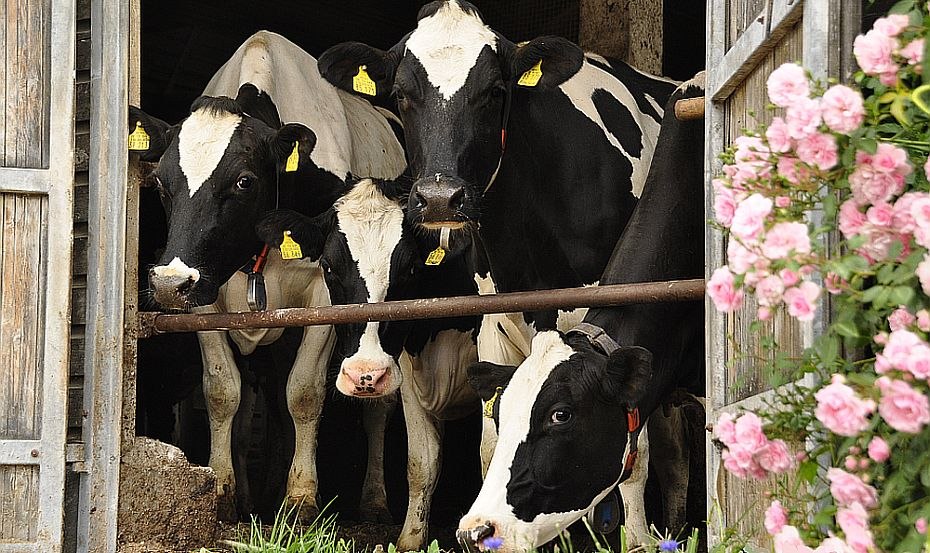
[592,88,643,159]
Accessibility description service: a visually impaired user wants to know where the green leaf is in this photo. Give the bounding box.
[890,285,916,306]
[891,94,913,126]
[427,539,440,553]
[862,285,887,304]
[889,0,916,14]
[858,137,879,154]
[834,320,861,338]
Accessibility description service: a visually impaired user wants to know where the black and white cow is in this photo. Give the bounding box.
[129,31,406,521]
[257,179,480,550]
[456,77,706,553]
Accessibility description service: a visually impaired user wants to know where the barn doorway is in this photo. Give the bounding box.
[134,0,707,545]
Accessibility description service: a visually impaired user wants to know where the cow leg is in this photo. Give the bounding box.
[618,425,650,546]
[648,406,689,535]
[285,325,336,522]
[197,331,242,522]
[397,365,442,551]
[232,377,257,518]
[359,394,396,523]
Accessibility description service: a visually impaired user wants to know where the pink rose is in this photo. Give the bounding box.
[867,437,890,463]
[762,222,812,260]
[838,200,867,237]
[900,38,925,65]
[889,307,916,332]
[778,156,812,185]
[766,63,810,107]
[892,192,930,233]
[854,29,898,76]
[825,272,846,295]
[784,281,821,322]
[727,240,759,274]
[722,443,765,479]
[796,132,838,170]
[780,268,800,287]
[775,196,791,208]
[814,374,876,437]
[774,526,814,553]
[917,518,928,534]
[925,156,930,181]
[821,85,865,134]
[766,117,794,153]
[765,500,788,536]
[874,14,910,37]
[733,412,767,451]
[757,439,793,474]
[836,503,875,553]
[877,376,930,433]
[866,202,894,227]
[734,135,769,163]
[827,468,879,509]
[731,194,773,240]
[910,196,930,248]
[871,143,912,176]
[786,97,823,140]
[918,254,930,296]
[715,412,736,444]
[708,267,744,312]
[713,180,738,226]
[814,537,853,553]
[917,309,930,332]
[755,274,785,307]
[849,165,905,206]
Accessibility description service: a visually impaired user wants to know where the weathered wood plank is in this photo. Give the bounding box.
[74,81,90,121]
[0,194,44,441]
[74,133,89,171]
[71,286,85,325]
[2,0,51,168]
[73,183,88,223]
[72,235,87,275]
[70,335,84,376]
[75,29,89,71]
[0,465,40,541]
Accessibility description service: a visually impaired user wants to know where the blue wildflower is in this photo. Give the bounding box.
[658,539,679,552]
[481,536,504,551]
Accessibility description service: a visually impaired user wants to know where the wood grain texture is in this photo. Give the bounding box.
[2,0,51,168]
[0,465,40,541]
[0,193,45,441]
[578,0,628,59]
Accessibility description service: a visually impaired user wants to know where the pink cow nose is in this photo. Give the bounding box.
[341,361,389,396]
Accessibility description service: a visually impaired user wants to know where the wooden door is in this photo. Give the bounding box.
[703,0,852,547]
[0,0,75,551]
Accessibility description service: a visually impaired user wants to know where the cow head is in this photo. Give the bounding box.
[458,331,652,553]
[256,178,422,397]
[129,84,335,309]
[318,0,584,231]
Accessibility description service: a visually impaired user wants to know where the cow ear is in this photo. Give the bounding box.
[255,208,332,261]
[235,83,282,129]
[128,106,176,162]
[467,361,518,402]
[511,36,584,89]
[272,123,317,172]
[604,346,653,408]
[318,41,398,99]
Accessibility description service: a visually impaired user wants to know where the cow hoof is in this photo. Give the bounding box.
[288,498,321,524]
[216,493,238,523]
[359,504,393,524]
[396,534,425,553]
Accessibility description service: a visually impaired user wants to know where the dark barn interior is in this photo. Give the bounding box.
[135,0,707,545]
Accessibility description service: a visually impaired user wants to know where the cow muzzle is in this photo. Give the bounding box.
[456,521,497,553]
[410,175,471,228]
[336,359,397,397]
[149,257,204,309]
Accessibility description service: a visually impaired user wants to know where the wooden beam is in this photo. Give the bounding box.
[675,97,705,121]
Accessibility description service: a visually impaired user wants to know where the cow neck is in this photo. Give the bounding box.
[482,82,513,195]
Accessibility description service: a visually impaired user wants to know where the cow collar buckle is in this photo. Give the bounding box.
[571,322,620,356]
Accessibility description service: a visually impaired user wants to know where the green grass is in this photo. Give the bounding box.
[207,502,701,553]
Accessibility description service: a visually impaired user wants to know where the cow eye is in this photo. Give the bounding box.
[550,408,572,424]
[235,174,255,191]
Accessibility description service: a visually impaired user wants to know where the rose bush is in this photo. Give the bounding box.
[708,1,930,551]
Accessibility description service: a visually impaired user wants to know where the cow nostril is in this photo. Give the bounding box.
[176,277,195,295]
[449,187,466,211]
[414,191,427,209]
[476,522,495,542]
[457,522,496,552]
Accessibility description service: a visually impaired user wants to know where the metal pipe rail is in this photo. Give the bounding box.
[137,278,705,337]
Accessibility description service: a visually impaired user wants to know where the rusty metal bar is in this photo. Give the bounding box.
[674,96,705,121]
[137,278,705,337]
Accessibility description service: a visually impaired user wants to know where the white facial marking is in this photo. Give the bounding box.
[178,108,242,198]
[152,256,201,282]
[336,179,405,363]
[405,1,498,100]
[559,57,663,198]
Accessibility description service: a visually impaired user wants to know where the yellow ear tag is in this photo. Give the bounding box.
[280,231,303,260]
[353,65,377,96]
[128,121,150,151]
[285,142,299,172]
[517,60,543,87]
[424,246,446,266]
[483,386,503,418]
